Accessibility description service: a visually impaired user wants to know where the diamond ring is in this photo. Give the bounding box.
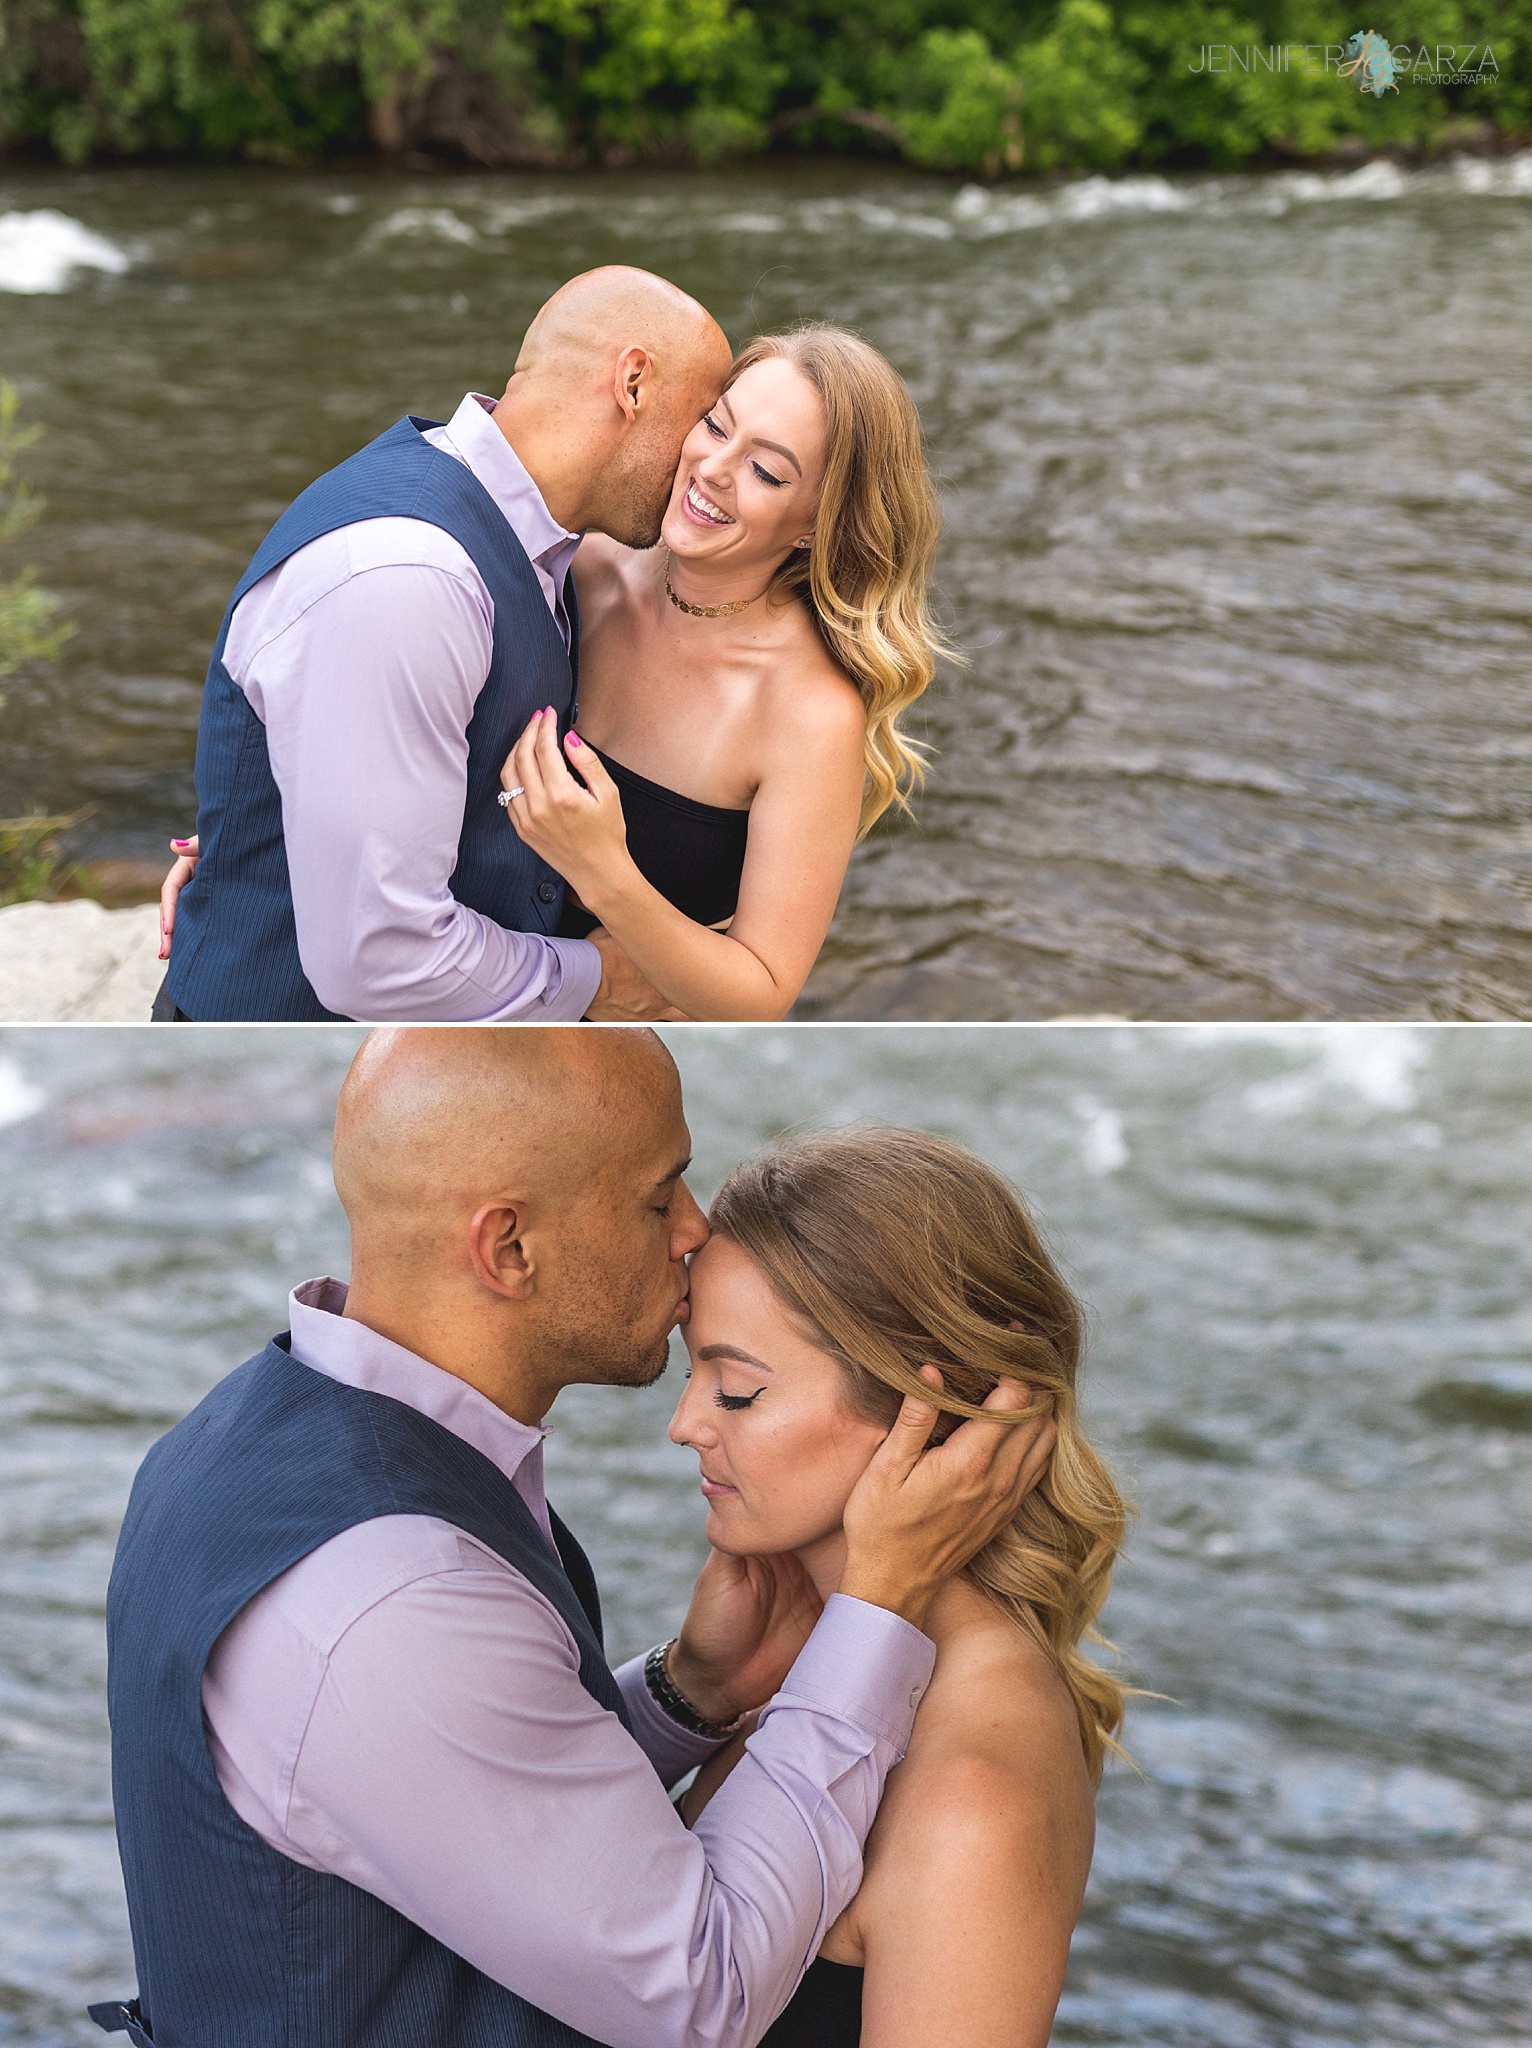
[498,787,525,807]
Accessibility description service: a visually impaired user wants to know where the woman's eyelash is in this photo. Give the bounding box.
[715,1388,765,1411]
[701,413,782,487]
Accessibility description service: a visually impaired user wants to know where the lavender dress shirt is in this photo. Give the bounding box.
[201,1280,935,2048]
[222,394,602,1022]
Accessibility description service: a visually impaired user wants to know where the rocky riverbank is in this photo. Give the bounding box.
[0,901,162,1021]
[0,902,1133,1021]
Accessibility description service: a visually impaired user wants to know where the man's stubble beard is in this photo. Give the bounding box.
[531,1311,674,1393]
[604,434,687,551]
[528,1232,679,1394]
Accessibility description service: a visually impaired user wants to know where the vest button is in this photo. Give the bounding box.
[538,881,558,904]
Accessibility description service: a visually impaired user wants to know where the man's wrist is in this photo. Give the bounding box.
[645,1639,745,1738]
[588,930,670,1022]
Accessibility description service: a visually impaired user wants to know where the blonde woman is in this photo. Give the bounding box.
[498,324,943,1020]
[670,1127,1131,2048]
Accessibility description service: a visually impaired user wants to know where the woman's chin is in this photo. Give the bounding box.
[662,510,740,560]
[661,521,704,560]
[702,1504,758,1554]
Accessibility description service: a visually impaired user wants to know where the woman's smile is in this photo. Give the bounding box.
[682,478,735,528]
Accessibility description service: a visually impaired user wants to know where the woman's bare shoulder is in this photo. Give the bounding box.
[752,616,866,766]
[859,1604,1095,1907]
[922,1609,1088,1789]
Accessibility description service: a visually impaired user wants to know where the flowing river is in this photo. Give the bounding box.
[2,157,1531,1018]
[0,1023,1528,2044]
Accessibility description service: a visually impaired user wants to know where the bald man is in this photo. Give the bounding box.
[156,268,733,1025]
[99,1030,1054,2048]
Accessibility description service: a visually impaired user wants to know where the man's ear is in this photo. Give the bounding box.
[612,344,652,426]
[467,1200,537,1299]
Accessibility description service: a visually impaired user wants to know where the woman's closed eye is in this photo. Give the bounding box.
[750,462,787,489]
[715,1387,766,1411]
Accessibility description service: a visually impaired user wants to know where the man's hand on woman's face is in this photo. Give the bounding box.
[839,1370,1057,1633]
[668,1548,825,1726]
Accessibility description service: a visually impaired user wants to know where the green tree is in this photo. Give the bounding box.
[1017,0,1143,168]
[0,0,1528,200]
[889,28,1023,172]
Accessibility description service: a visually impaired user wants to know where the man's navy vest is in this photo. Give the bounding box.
[100,1340,629,2048]
[165,418,576,1021]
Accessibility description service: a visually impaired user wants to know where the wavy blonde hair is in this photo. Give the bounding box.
[728,326,947,835]
[708,1125,1131,1785]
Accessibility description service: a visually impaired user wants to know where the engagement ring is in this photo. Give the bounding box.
[498,787,525,807]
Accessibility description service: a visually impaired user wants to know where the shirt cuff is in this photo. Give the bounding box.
[769,1593,936,1759]
[614,1653,730,1788]
[537,937,603,1022]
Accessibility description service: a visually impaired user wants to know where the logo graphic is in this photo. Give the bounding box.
[1186,36,1497,84]
[1338,30,1399,94]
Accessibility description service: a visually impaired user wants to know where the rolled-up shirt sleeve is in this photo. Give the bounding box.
[232,529,601,1023]
[228,1549,931,2048]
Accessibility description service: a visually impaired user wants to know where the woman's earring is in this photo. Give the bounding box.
[793,536,813,549]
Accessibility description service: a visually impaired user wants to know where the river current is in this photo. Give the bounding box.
[1,158,1530,1018]
[0,1023,1528,2044]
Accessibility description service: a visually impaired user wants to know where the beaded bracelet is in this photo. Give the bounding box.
[643,1639,746,1742]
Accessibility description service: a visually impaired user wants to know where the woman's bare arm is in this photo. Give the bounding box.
[855,1740,1094,2048]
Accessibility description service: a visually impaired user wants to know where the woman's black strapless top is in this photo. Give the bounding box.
[556,746,750,940]
[758,1958,864,2048]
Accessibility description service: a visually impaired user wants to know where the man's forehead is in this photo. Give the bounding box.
[649,1115,693,1183]
[588,1091,689,1182]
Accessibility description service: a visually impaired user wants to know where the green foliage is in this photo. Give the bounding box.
[889,28,1023,172]
[686,98,771,158]
[540,0,775,153]
[1120,0,1531,161]
[0,382,73,701]
[0,812,88,907]
[0,0,1526,180]
[1018,0,1144,167]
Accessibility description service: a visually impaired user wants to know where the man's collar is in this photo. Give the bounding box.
[287,1277,552,1494]
[444,393,581,565]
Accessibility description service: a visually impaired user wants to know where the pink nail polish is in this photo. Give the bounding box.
[567,731,583,748]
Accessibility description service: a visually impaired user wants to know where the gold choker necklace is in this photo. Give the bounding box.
[664,553,764,619]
